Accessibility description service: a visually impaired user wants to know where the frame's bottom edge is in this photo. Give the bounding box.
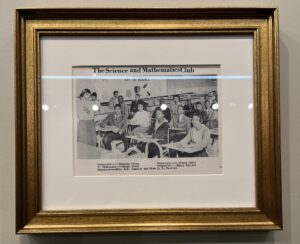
[17,224,282,234]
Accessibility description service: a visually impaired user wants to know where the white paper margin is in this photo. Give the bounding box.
[41,36,255,210]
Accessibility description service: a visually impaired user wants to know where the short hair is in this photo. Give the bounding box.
[137,100,145,106]
[206,108,214,116]
[173,95,180,100]
[205,100,211,106]
[91,92,97,97]
[118,95,123,99]
[114,104,121,109]
[155,108,165,117]
[193,111,203,122]
[80,88,91,97]
[159,98,166,105]
[113,91,118,94]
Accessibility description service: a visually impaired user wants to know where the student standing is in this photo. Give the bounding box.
[118,95,129,118]
[77,89,97,146]
[108,90,119,109]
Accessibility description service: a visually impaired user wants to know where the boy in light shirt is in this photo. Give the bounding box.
[178,111,211,157]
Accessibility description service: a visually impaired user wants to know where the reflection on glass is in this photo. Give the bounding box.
[92,104,99,111]
[212,103,219,110]
[42,104,49,111]
[160,104,167,111]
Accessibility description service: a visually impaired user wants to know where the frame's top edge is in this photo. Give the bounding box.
[15,7,278,10]
[16,7,278,20]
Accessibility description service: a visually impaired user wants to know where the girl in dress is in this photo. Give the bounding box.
[77,89,97,146]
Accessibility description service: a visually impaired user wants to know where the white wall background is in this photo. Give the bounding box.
[0,0,299,243]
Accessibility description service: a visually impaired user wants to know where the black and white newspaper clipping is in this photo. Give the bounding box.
[73,65,221,176]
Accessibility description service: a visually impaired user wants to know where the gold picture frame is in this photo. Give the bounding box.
[15,8,282,233]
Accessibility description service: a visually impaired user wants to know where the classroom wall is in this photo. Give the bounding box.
[167,78,217,95]
[1,0,300,243]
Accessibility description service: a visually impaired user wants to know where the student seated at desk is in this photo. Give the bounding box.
[152,98,171,122]
[169,95,181,116]
[183,99,195,118]
[138,108,169,158]
[205,108,218,130]
[129,93,147,117]
[129,102,150,135]
[194,102,208,125]
[169,105,191,142]
[100,104,129,152]
[178,112,211,157]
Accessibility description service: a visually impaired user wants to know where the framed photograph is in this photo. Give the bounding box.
[15,8,282,233]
